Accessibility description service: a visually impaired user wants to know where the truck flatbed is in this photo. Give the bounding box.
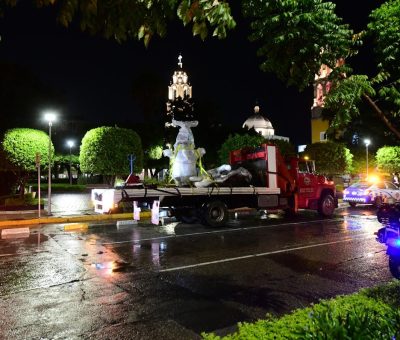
[92,186,281,214]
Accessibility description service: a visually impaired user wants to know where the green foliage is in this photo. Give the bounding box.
[54,153,80,165]
[218,133,265,164]
[1,128,53,172]
[148,145,163,160]
[368,0,400,120]
[376,146,400,173]
[304,141,353,175]
[324,75,375,131]
[29,183,87,192]
[218,133,297,164]
[242,0,400,140]
[349,147,376,175]
[243,0,356,91]
[2,0,235,46]
[79,126,143,185]
[368,0,400,80]
[4,193,42,206]
[268,139,297,158]
[202,281,400,339]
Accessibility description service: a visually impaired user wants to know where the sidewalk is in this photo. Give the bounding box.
[0,210,151,229]
[0,192,150,229]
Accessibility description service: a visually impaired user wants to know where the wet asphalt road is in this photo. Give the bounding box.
[0,207,394,339]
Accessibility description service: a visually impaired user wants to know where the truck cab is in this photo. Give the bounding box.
[230,144,337,217]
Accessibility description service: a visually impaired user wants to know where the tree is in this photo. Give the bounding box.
[304,141,353,175]
[143,143,169,179]
[243,0,400,140]
[218,132,296,165]
[79,126,143,186]
[376,146,400,174]
[0,128,53,196]
[0,0,236,46]
[218,133,265,164]
[53,154,80,182]
[348,146,376,176]
[268,139,297,158]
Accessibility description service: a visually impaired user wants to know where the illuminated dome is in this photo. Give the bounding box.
[243,105,275,137]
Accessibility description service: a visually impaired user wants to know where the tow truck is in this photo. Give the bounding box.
[92,144,337,227]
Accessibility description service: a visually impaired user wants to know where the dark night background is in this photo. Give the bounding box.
[0,1,380,154]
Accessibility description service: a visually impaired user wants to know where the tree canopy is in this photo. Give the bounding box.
[1,128,53,194]
[218,133,265,164]
[243,0,400,140]
[1,128,52,171]
[79,126,143,185]
[218,133,296,164]
[0,0,235,46]
[243,0,356,91]
[304,141,353,175]
[376,146,400,174]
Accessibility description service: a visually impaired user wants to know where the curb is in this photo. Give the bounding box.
[0,211,152,229]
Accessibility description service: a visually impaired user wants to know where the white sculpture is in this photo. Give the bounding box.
[163,119,205,186]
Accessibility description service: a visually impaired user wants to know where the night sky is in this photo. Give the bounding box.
[0,1,379,149]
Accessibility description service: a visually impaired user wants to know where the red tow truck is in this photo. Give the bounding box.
[92,144,337,226]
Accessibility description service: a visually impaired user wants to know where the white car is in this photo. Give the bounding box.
[343,180,400,207]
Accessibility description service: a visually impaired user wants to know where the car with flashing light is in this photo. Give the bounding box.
[343,179,400,207]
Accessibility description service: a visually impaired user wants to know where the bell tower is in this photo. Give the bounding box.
[166,55,193,120]
[311,59,345,143]
[311,64,331,143]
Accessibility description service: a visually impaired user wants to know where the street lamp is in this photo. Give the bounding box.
[67,140,74,185]
[364,138,371,178]
[44,111,56,216]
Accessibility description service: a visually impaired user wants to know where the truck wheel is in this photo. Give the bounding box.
[202,200,228,227]
[318,194,335,217]
[349,202,357,208]
[389,256,400,279]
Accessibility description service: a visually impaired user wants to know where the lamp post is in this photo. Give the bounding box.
[44,112,56,216]
[67,140,74,185]
[364,138,371,179]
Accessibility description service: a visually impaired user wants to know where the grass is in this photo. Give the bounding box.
[202,280,400,339]
[29,183,87,192]
[2,193,44,207]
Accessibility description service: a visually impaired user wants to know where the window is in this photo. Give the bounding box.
[320,131,327,141]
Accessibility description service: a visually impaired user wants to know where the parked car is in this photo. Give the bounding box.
[343,180,400,207]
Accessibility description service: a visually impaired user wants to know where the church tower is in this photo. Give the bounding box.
[311,64,331,143]
[311,59,345,143]
[166,55,194,124]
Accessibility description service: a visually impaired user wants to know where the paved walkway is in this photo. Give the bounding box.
[50,192,93,216]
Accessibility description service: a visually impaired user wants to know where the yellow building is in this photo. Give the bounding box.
[311,64,331,143]
[311,60,344,143]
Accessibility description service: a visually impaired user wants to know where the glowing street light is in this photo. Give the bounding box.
[44,111,56,216]
[67,140,75,185]
[364,138,371,178]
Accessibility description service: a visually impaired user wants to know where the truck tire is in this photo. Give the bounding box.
[349,202,357,208]
[318,194,335,217]
[201,200,228,227]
